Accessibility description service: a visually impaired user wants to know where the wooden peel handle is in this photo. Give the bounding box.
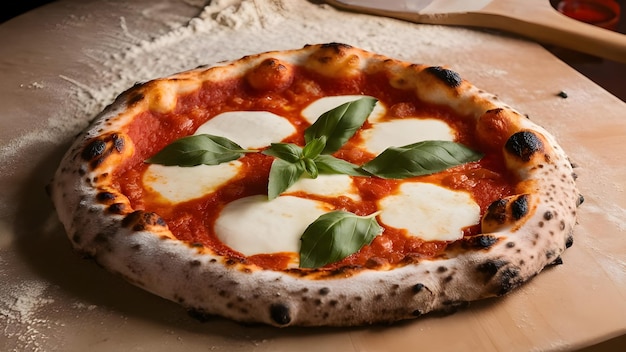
[325,0,626,63]
[479,1,626,63]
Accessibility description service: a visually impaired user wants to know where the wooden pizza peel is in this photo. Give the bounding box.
[0,0,624,351]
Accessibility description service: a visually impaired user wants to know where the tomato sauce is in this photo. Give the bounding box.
[113,68,516,271]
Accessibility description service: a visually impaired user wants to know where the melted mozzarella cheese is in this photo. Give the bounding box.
[144,110,295,203]
[286,174,360,200]
[378,182,480,242]
[214,195,332,256]
[143,162,242,203]
[301,95,386,124]
[194,110,296,148]
[361,118,454,155]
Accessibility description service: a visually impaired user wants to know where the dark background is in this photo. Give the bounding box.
[1,0,56,23]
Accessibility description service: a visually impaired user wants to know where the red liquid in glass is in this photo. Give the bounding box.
[557,0,620,30]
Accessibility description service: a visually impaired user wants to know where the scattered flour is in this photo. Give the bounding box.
[0,279,54,352]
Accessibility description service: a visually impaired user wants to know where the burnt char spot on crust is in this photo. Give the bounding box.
[511,195,529,220]
[505,131,544,162]
[127,92,144,105]
[269,303,291,326]
[412,283,425,293]
[108,203,126,214]
[577,194,585,206]
[498,267,522,295]
[477,259,509,277]
[122,210,167,231]
[484,199,508,225]
[81,133,128,170]
[425,66,462,87]
[96,192,116,203]
[81,140,107,161]
[482,194,533,232]
[477,260,523,295]
[471,234,498,249]
[112,133,124,152]
[320,42,352,51]
[565,235,574,248]
[548,256,563,266]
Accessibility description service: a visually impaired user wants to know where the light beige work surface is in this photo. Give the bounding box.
[0,0,624,351]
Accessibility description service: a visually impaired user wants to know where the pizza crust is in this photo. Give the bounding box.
[50,43,580,326]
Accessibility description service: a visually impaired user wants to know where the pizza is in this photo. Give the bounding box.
[49,43,582,327]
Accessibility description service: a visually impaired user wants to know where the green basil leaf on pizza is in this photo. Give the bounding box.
[262,142,303,163]
[304,97,377,154]
[267,158,305,200]
[361,140,484,179]
[299,210,383,268]
[145,134,253,166]
[301,137,326,159]
[313,154,368,176]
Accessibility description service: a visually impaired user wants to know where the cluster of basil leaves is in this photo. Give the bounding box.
[146,97,482,268]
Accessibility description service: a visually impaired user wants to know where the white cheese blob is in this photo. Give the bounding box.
[301,95,386,124]
[378,182,480,242]
[143,110,296,203]
[286,174,360,200]
[143,162,242,203]
[194,110,296,148]
[361,118,455,155]
[214,195,332,256]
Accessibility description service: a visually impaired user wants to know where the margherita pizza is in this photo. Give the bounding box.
[50,43,582,327]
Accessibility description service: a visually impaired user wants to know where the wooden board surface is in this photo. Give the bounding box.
[0,0,624,351]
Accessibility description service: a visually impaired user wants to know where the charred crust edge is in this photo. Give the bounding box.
[505,131,544,162]
[425,66,462,88]
[269,303,292,325]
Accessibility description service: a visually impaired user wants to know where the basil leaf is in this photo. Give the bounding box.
[267,159,305,200]
[146,134,251,167]
[299,211,382,268]
[302,137,326,159]
[262,143,303,163]
[302,158,319,179]
[304,97,377,154]
[314,154,370,176]
[361,140,483,179]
